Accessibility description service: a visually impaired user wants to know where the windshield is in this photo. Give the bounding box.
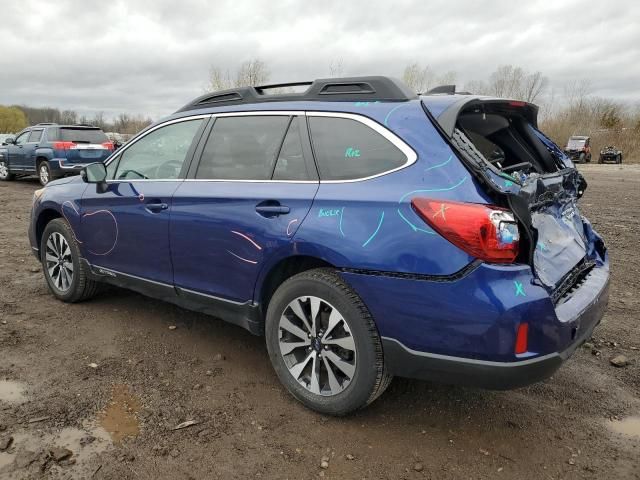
[567,138,586,149]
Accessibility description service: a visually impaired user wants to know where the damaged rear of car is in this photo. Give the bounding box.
[411,92,610,386]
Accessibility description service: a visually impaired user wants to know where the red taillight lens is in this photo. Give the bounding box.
[515,323,529,354]
[102,142,114,150]
[411,198,520,263]
[53,141,76,150]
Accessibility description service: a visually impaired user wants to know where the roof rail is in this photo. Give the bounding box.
[73,123,96,127]
[35,122,57,126]
[422,85,473,96]
[176,76,417,112]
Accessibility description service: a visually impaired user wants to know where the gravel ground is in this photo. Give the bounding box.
[0,164,638,479]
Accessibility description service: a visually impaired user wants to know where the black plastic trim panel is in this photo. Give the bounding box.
[341,260,482,282]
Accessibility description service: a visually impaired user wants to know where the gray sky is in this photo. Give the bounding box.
[1,0,638,120]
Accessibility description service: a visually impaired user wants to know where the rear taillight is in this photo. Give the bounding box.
[53,141,76,150]
[411,198,520,263]
[102,142,114,150]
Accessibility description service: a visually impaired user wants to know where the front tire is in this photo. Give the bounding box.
[265,268,391,415]
[0,159,14,181]
[41,218,99,302]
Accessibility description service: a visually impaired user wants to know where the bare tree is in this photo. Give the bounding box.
[206,59,270,92]
[328,58,344,77]
[402,63,436,93]
[521,71,548,103]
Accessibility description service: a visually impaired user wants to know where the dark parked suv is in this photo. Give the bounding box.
[0,123,113,185]
[28,77,609,415]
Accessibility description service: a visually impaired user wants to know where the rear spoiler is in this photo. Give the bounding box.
[421,95,539,138]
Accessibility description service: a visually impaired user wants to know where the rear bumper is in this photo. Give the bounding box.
[50,159,94,173]
[341,257,609,390]
[382,269,608,389]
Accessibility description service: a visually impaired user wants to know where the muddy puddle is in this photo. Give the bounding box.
[607,416,640,438]
[0,422,112,478]
[0,380,27,403]
[98,384,141,443]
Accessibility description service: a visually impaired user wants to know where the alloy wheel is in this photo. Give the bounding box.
[278,296,357,396]
[0,161,8,179]
[45,232,74,292]
[39,164,49,184]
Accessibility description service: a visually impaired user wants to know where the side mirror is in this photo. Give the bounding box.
[81,162,107,184]
[3,137,15,145]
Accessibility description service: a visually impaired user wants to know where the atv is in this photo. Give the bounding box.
[598,146,623,164]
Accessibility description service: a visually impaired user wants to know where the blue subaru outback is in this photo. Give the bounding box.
[28,77,609,414]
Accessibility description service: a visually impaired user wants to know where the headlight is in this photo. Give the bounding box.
[33,188,44,204]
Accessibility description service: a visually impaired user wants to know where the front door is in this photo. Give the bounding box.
[8,131,30,169]
[79,117,207,286]
[171,114,319,303]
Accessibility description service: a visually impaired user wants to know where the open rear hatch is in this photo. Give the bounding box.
[422,96,605,299]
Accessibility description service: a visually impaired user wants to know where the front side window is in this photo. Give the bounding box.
[196,116,289,180]
[113,119,203,180]
[308,116,407,181]
[27,129,43,143]
[15,132,29,145]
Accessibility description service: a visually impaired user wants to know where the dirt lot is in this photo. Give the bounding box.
[0,164,638,479]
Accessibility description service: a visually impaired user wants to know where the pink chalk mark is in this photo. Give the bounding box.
[231,230,262,250]
[227,250,258,265]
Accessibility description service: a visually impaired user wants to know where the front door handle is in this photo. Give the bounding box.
[255,202,290,217]
[146,201,168,213]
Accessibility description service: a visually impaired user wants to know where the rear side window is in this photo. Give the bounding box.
[196,116,289,180]
[308,116,407,181]
[56,128,108,144]
[272,118,311,181]
[27,130,43,143]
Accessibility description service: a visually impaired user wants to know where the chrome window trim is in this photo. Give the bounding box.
[104,110,417,184]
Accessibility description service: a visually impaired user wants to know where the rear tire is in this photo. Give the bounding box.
[265,268,391,415]
[38,161,53,185]
[0,159,14,181]
[41,218,99,303]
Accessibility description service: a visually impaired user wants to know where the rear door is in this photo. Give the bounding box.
[24,129,43,170]
[170,113,319,303]
[79,117,207,285]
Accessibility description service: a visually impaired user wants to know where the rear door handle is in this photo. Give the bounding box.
[255,203,290,216]
[146,201,168,213]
